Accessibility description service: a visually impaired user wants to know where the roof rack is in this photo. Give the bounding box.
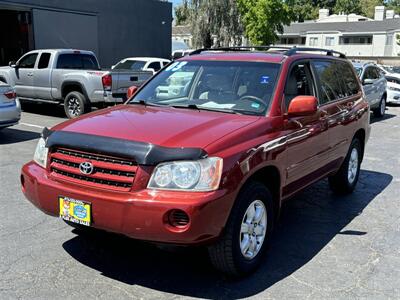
[285,47,346,58]
[189,46,346,58]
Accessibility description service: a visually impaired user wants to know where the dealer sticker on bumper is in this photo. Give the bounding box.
[59,196,91,226]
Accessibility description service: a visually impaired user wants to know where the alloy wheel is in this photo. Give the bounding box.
[348,148,359,184]
[68,97,81,117]
[240,200,267,260]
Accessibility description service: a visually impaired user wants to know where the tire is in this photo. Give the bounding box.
[64,91,91,119]
[208,181,274,277]
[373,96,386,118]
[329,138,362,195]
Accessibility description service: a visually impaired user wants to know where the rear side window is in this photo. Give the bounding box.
[113,60,146,70]
[18,53,38,68]
[336,62,360,96]
[148,61,161,72]
[363,67,380,80]
[56,54,99,70]
[38,53,51,69]
[312,60,349,104]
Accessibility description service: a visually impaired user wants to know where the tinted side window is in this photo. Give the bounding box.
[18,53,38,68]
[148,62,161,72]
[363,67,379,80]
[57,54,99,70]
[38,53,51,69]
[312,60,345,104]
[336,62,360,96]
[285,63,315,108]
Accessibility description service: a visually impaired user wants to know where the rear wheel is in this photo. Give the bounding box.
[208,181,274,277]
[64,91,91,119]
[373,96,386,118]
[329,138,362,195]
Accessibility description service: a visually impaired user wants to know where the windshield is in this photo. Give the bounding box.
[354,66,363,77]
[114,60,146,70]
[130,60,280,116]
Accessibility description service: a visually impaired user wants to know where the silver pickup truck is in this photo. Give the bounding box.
[0,49,153,118]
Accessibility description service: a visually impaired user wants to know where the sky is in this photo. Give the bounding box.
[170,0,182,7]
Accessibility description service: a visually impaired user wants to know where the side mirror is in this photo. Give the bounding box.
[363,78,374,85]
[126,85,138,99]
[288,96,318,117]
[9,61,17,68]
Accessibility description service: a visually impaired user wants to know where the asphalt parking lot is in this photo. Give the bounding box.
[1,103,400,299]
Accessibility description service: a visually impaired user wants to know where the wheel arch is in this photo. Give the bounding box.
[61,81,89,100]
[239,165,282,221]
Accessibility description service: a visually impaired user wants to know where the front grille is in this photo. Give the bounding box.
[50,148,137,191]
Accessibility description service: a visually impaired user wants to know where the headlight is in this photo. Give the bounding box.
[148,157,223,191]
[33,137,49,168]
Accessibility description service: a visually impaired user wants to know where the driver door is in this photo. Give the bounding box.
[14,52,38,98]
[282,61,330,197]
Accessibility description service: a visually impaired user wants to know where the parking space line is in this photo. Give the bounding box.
[19,122,45,129]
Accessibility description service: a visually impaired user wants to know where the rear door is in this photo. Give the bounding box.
[14,52,38,98]
[282,60,331,197]
[33,52,52,100]
[311,59,362,167]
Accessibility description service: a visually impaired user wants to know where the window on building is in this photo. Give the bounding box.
[38,53,51,69]
[301,37,306,45]
[325,37,335,46]
[386,35,393,45]
[309,37,319,46]
[339,36,372,45]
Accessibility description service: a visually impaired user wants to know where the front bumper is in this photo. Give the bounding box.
[0,99,21,127]
[21,162,233,245]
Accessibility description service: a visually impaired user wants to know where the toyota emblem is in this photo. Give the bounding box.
[79,161,94,175]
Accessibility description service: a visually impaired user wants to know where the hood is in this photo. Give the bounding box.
[52,104,260,150]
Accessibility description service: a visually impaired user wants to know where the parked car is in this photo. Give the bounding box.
[21,47,370,277]
[0,49,153,119]
[386,74,400,104]
[0,83,20,129]
[352,62,387,117]
[111,57,170,74]
[172,49,194,60]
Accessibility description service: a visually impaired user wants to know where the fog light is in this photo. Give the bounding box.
[168,209,190,228]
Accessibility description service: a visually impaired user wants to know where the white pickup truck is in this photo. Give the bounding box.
[0,49,153,118]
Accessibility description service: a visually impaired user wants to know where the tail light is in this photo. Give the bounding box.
[4,91,16,100]
[102,74,112,91]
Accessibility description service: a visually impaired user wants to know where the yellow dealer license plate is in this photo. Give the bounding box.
[59,196,91,226]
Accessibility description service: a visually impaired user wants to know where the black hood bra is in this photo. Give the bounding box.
[42,128,208,165]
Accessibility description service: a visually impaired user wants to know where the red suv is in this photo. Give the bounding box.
[21,47,370,276]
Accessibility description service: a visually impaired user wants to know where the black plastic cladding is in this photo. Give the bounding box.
[43,128,208,165]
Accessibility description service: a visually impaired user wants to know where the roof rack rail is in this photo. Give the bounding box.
[189,46,291,56]
[189,46,347,59]
[285,47,346,58]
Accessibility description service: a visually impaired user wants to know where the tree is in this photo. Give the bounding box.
[189,0,243,48]
[386,0,400,15]
[334,0,362,15]
[174,0,190,25]
[360,0,383,18]
[288,0,319,22]
[237,0,293,46]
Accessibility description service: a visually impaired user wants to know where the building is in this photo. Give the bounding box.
[0,0,172,67]
[172,25,193,49]
[277,6,400,64]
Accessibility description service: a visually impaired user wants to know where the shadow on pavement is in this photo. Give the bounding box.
[62,170,392,299]
[20,101,67,118]
[370,112,396,124]
[0,127,40,144]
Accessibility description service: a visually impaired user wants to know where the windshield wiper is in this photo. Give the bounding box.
[130,100,166,107]
[171,103,242,115]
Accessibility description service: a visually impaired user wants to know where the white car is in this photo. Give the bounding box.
[386,74,400,104]
[0,83,21,129]
[111,57,170,74]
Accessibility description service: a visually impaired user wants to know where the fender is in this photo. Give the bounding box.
[60,81,90,101]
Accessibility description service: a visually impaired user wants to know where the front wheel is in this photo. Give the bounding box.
[373,96,386,118]
[64,91,91,119]
[208,181,274,277]
[329,138,362,195]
